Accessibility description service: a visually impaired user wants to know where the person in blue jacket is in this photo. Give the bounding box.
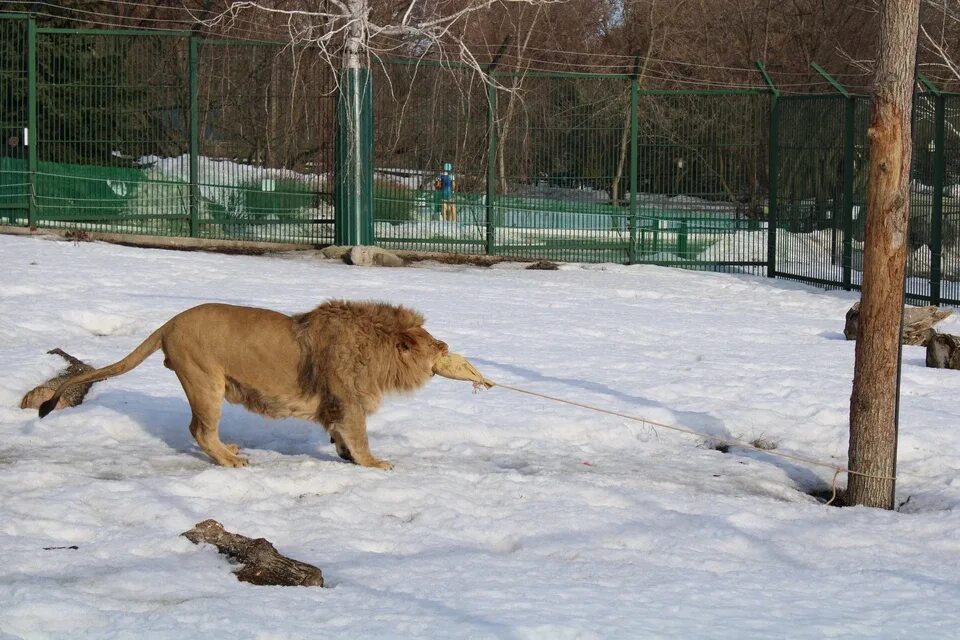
[435,162,457,222]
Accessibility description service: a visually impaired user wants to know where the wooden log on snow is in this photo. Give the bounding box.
[844,301,952,346]
[182,519,324,587]
[19,349,96,411]
[926,333,960,369]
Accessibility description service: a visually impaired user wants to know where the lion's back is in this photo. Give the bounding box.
[162,303,300,383]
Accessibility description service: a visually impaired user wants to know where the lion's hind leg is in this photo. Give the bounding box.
[331,404,392,470]
[174,367,247,468]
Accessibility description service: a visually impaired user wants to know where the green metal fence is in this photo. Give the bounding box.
[0,15,336,243]
[371,63,768,269]
[0,17,29,221]
[910,88,960,305]
[371,60,489,254]
[4,14,960,304]
[772,87,960,306]
[194,39,336,243]
[773,94,866,289]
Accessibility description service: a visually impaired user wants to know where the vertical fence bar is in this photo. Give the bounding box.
[842,96,855,291]
[483,43,508,257]
[188,34,200,237]
[359,70,374,244]
[628,64,639,264]
[930,93,945,305]
[767,94,779,277]
[26,15,37,228]
[757,63,778,277]
[924,77,945,305]
[486,72,497,256]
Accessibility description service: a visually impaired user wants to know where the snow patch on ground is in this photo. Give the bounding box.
[2,234,960,638]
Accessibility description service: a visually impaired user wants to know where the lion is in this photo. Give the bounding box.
[38,300,449,469]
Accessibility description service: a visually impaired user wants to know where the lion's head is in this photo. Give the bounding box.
[397,324,449,388]
[294,300,448,408]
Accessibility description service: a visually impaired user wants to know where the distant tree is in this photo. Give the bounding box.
[919,0,960,89]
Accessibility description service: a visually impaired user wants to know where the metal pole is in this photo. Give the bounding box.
[188,34,200,237]
[484,41,508,257]
[27,14,37,228]
[333,64,373,247]
[756,62,779,278]
[842,96,855,291]
[919,73,945,306]
[486,75,498,256]
[628,57,639,264]
[811,62,851,98]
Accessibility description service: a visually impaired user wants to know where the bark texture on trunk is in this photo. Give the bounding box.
[847,0,920,509]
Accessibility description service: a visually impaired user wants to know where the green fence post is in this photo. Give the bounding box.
[930,92,945,306]
[188,34,200,237]
[26,14,37,228]
[628,57,639,264]
[335,66,374,246]
[677,219,688,258]
[841,97,856,291]
[486,76,498,256]
[920,74,944,305]
[485,43,508,257]
[756,62,778,278]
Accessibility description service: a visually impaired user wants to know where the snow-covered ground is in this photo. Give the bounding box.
[2,233,960,639]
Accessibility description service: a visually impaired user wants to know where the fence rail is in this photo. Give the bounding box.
[3,15,960,304]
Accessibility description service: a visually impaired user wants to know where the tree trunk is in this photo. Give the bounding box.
[847,0,920,509]
[497,75,522,195]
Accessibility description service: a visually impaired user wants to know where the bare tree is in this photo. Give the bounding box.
[919,0,960,88]
[847,0,920,510]
[200,1,569,76]
[608,0,690,205]
[196,0,571,243]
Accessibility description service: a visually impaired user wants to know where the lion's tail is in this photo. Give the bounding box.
[38,325,166,418]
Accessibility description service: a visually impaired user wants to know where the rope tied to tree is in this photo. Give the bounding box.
[432,353,897,504]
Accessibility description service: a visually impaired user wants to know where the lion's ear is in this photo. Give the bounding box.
[397,334,414,353]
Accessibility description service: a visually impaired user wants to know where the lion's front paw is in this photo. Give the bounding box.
[214,445,250,468]
[369,458,393,471]
[353,455,393,470]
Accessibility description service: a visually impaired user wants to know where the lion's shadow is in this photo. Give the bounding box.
[85,389,341,464]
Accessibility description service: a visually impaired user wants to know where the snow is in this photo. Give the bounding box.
[2,234,960,639]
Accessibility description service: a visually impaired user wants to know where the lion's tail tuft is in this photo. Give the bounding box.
[38,397,57,419]
[37,325,166,419]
